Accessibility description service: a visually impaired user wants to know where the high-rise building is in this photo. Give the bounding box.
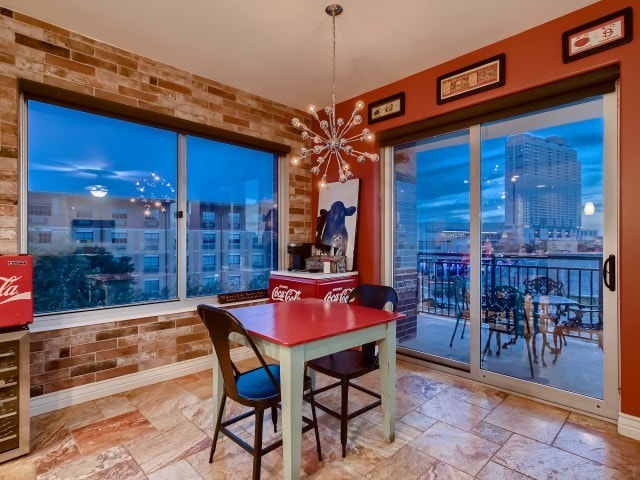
[504,133,582,245]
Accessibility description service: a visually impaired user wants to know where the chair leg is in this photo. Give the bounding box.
[210,394,227,463]
[340,379,349,458]
[271,405,278,432]
[252,408,264,480]
[306,386,323,461]
[460,318,467,339]
[449,318,460,347]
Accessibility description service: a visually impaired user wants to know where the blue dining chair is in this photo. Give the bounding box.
[304,284,398,457]
[197,304,322,480]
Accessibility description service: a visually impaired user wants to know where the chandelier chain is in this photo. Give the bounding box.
[290,4,379,186]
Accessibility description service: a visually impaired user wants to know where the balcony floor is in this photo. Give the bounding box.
[399,313,604,398]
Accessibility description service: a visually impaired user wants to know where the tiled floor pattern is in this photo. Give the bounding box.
[2,359,640,479]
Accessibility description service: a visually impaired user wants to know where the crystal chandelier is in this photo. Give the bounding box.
[291,4,378,185]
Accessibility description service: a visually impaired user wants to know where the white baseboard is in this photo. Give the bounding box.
[618,412,640,441]
[30,347,254,417]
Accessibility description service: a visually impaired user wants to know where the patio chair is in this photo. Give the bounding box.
[305,284,398,458]
[449,276,470,347]
[483,285,535,378]
[523,276,568,358]
[197,304,322,480]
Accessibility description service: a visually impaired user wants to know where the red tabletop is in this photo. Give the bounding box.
[230,298,404,346]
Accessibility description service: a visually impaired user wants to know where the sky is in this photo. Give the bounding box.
[413,97,604,230]
[27,100,275,205]
[28,97,605,230]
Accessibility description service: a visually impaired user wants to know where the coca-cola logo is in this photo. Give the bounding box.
[271,285,302,302]
[323,287,353,303]
[0,275,32,305]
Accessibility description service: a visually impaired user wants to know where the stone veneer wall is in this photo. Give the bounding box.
[0,7,313,398]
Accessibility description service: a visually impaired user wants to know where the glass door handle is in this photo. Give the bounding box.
[603,254,616,292]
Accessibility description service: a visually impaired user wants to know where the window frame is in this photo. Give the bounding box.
[19,83,289,332]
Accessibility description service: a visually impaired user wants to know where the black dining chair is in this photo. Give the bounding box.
[197,304,322,480]
[304,284,399,457]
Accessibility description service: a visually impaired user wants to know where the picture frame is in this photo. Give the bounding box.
[436,54,505,104]
[562,7,633,63]
[368,92,405,124]
[316,179,359,271]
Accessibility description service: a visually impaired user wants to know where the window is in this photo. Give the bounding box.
[143,256,160,273]
[29,204,51,216]
[144,209,160,226]
[34,231,52,244]
[75,231,93,243]
[25,97,279,316]
[112,231,127,244]
[112,208,128,226]
[202,255,216,272]
[252,253,264,268]
[228,212,240,229]
[75,206,93,218]
[201,211,215,229]
[228,233,240,249]
[202,232,216,250]
[144,279,160,298]
[144,232,160,250]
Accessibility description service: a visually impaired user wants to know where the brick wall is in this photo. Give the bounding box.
[0,7,313,397]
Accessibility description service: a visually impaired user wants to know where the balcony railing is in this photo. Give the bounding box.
[418,252,603,323]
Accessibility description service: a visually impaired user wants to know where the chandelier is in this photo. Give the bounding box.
[291,4,378,185]
[130,172,175,213]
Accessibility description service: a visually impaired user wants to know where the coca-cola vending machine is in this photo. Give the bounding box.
[0,255,32,463]
[268,271,358,303]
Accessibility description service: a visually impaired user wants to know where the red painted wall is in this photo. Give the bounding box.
[317,0,640,417]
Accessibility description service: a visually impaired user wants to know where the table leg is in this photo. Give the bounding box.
[278,346,305,480]
[378,322,396,443]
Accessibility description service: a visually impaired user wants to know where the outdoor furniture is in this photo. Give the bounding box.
[305,284,399,457]
[197,304,322,480]
[449,276,470,347]
[483,285,535,378]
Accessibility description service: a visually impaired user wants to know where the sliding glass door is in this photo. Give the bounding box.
[394,130,471,368]
[390,93,618,417]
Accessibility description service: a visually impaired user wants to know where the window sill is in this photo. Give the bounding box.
[30,295,267,332]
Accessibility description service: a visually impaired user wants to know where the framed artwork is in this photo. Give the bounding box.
[436,54,506,104]
[562,7,633,63]
[315,179,359,271]
[368,92,405,124]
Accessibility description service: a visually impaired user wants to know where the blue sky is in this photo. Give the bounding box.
[27,100,275,204]
[415,115,603,227]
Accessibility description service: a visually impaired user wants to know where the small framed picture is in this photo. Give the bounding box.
[437,54,505,104]
[562,7,633,63]
[367,92,405,124]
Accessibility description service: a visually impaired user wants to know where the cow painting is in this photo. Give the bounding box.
[317,201,356,256]
[316,179,360,271]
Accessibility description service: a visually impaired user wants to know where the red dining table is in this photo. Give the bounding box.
[211,298,404,480]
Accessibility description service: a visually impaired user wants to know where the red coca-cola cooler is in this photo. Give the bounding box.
[0,255,32,463]
[268,271,358,303]
[0,255,33,328]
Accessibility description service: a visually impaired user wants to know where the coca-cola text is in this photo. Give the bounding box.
[271,286,303,302]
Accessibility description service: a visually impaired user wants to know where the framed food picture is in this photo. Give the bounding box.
[562,7,633,63]
[437,54,506,104]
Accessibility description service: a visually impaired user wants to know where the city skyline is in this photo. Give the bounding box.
[415,116,603,233]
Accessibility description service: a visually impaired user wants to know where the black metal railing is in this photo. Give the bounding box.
[418,252,603,323]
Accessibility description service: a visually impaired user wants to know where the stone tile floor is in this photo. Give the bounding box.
[2,358,640,479]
